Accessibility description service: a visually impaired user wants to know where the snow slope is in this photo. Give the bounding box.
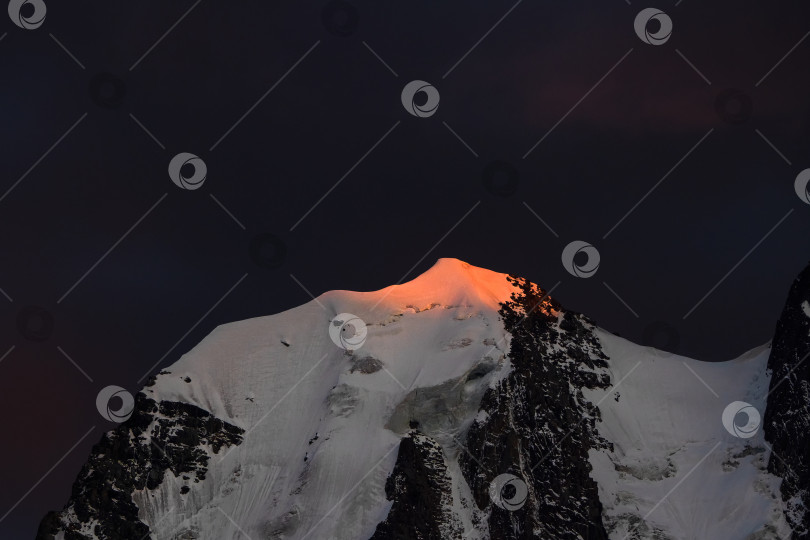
[136,258,516,539]
[588,334,791,539]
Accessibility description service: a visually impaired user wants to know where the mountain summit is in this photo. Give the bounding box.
[38,259,810,539]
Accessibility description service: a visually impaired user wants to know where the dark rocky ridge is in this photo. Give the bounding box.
[458,276,612,539]
[370,275,613,538]
[764,261,810,539]
[36,386,244,540]
[371,431,462,540]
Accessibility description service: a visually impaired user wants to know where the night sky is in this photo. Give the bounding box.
[2,1,810,537]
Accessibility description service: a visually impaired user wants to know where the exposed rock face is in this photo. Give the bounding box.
[457,275,612,539]
[371,431,462,540]
[36,386,243,540]
[366,276,613,539]
[764,262,810,538]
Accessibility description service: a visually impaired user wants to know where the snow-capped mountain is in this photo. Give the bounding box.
[37,258,810,539]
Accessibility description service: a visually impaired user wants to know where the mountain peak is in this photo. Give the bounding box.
[354,257,516,312]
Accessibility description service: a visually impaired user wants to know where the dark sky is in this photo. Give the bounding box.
[2,1,810,537]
